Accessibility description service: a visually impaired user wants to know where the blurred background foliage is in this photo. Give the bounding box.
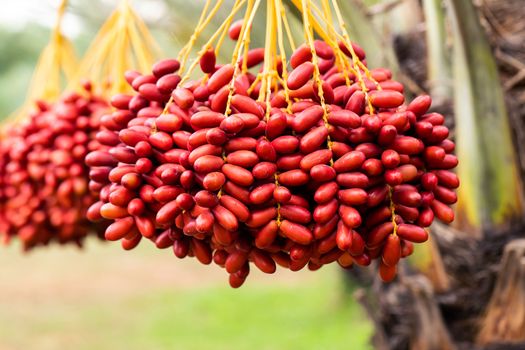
[0,240,372,350]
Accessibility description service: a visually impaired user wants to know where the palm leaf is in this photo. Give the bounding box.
[448,0,523,234]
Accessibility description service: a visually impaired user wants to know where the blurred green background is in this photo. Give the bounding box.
[0,242,371,350]
[0,1,372,349]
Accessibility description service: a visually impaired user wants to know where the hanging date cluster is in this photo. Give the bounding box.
[86,32,458,286]
[0,84,109,249]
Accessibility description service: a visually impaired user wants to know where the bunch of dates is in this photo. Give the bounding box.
[0,143,7,237]
[0,83,109,249]
[87,34,458,287]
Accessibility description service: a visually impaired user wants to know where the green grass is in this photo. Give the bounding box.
[0,242,372,350]
[130,286,370,350]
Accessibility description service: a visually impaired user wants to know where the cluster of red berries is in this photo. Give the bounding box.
[86,28,458,287]
[0,84,109,249]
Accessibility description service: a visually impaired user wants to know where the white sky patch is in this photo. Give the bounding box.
[1,0,83,38]
[134,0,168,22]
[0,0,170,37]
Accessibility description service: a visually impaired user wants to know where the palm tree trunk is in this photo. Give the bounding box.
[351,1,525,349]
